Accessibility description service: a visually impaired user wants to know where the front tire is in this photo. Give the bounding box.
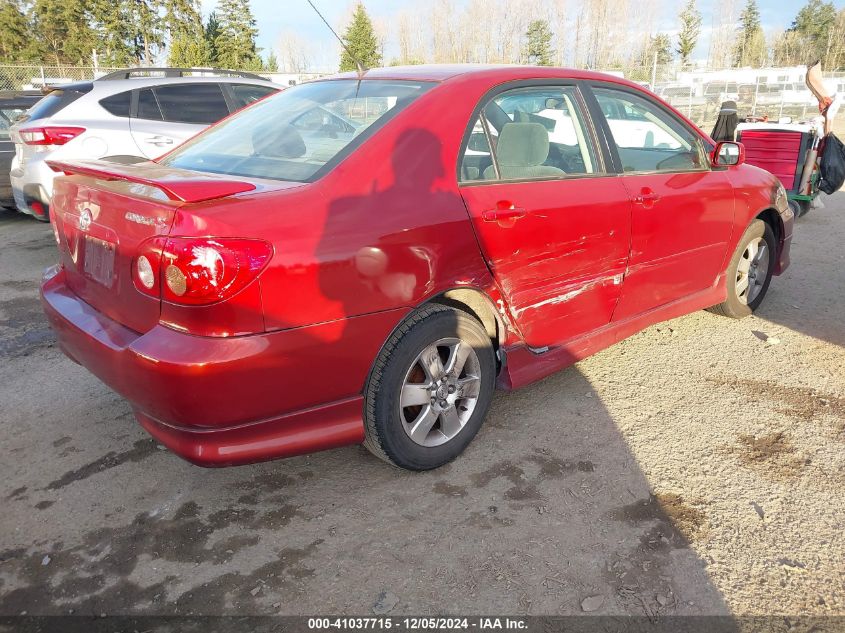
[363,304,496,470]
[709,219,776,319]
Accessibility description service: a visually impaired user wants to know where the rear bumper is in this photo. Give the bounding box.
[10,155,54,217]
[41,267,406,467]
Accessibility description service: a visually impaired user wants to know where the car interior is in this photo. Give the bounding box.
[461,89,596,182]
[461,86,708,181]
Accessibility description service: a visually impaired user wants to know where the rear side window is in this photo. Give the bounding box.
[137,88,163,121]
[230,84,278,110]
[460,85,599,182]
[25,89,87,121]
[100,91,131,117]
[154,84,229,124]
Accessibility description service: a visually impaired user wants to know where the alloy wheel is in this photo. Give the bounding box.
[736,236,770,305]
[398,337,482,447]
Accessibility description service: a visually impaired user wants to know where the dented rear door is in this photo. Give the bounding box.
[460,178,631,349]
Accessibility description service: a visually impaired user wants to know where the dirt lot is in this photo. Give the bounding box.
[0,196,843,620]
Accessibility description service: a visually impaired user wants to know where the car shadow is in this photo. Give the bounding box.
[752,192,845,348]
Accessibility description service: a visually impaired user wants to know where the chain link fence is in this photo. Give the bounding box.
[0,65,128,91]
[3,62,845,134]
[623,63,845,135]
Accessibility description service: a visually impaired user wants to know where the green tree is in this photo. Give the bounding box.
[215,0,261,70]
[166,0,210,66]
[641,33,673,67]
[524,19,555,66]
[676,0,702,66]
[205,11,221,65]
[31,0,96,65]
[792,0,837,66]
[734,0,766,67]
[89,0,135,66]
[0,0,32,62]
[127,0,164,65]
[264,50,279,72]
[339,3,382,72]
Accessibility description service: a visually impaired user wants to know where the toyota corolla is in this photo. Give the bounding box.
[41,66,793,470]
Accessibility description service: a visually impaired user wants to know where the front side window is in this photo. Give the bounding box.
[161,79,432,182]
[460,85,598,183]
[593,87,708,173]
[154,83,229,124]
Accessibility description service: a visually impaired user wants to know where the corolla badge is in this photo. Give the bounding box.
[125,211,167,228]
[79,208,92,232]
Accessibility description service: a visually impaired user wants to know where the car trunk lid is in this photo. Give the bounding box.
[47,159,258,334]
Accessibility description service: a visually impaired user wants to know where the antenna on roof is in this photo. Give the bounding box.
[305,0,367,77]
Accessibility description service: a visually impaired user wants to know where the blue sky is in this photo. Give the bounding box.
[200,0,843,70]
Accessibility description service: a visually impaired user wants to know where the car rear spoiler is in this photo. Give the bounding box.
[46,159,256,203]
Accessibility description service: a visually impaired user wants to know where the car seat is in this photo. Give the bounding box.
[483,122,565,179]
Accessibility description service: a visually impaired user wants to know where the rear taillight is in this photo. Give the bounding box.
[19,126,85,146]
[132,237,273,306]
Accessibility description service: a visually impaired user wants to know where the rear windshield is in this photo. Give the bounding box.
[24,88,87,121]
[160,79,432,182]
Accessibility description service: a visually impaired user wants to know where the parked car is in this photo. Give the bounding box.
[0,90,42,208]
[41,66,793,471]
[9,68,279,221]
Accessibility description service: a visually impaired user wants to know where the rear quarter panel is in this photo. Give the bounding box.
[172,80,502,339]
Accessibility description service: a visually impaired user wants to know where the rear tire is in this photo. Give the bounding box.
[708,219,776,319]
[363,304,496,470]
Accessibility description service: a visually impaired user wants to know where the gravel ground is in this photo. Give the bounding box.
[0,195,843,619]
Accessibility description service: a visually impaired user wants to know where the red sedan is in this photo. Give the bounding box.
[41,66,793,470]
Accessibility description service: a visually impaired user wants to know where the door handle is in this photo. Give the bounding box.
[482,202,526,222]
[145,136,174,146]
[633,189,660,205]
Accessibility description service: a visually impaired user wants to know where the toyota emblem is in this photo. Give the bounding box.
[79,208,92,232]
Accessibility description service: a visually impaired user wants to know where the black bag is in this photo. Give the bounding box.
[819,132,845,195]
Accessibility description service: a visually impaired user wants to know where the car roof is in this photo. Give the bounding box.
[330,64,646,89]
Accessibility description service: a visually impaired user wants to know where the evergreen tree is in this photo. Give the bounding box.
[339,3,382,72]
[127,0,164,65]
[31,0,96,65]
[642,33,673,66]
[205,11,221,65]
[676,0,702,66]
[0,0,32,62]
[791,0,837,64]
[214,0,261,70]
[264,51,279,72]
[524,20,555,66]
[166,0,210,67]
[733,0,766,66]
[89,0,135,66]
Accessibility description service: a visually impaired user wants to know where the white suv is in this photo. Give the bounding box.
[9,68,279,220]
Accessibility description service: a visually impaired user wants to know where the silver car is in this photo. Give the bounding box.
[9,68,279,221]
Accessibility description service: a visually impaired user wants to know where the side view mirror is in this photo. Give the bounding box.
[712,141,745,167]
